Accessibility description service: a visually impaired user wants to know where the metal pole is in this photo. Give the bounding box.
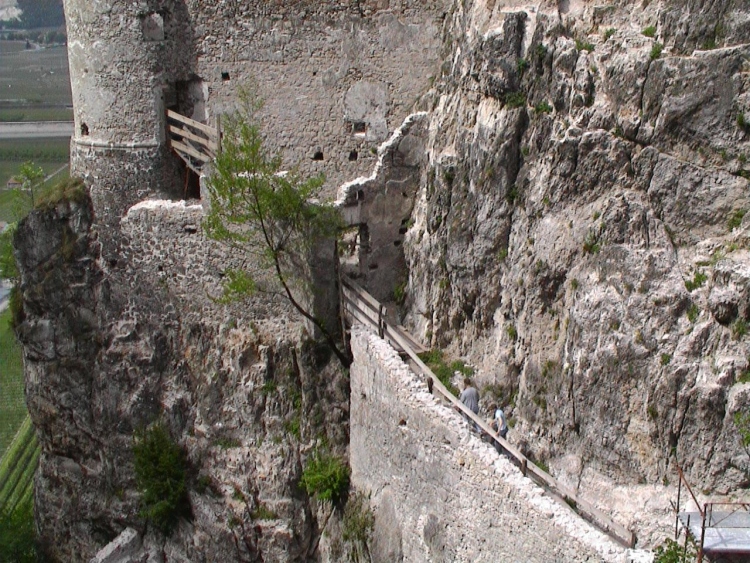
[676,472,682,540]
[697,504,707,563]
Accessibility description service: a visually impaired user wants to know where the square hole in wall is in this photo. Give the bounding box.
[352,121,367,135]
[312,150,324,161]
[140,12,165,42]
[221,72,231,81]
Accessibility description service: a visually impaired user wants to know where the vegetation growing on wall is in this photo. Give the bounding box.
[299,450,349,504]
[133,423,191,535]
[418,349,471,396]
[653,538,696,563]
[342,491,374,563]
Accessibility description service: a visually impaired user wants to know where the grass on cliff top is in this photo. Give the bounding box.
[0,308,25,458]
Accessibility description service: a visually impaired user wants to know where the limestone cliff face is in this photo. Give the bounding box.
[404,0,750,494]
[14,194,348,562]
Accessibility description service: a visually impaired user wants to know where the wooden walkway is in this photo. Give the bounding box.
[340,276,636,549]
[166,110,220,173]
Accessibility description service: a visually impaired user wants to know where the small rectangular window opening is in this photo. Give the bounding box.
[353,122,367,135]
[221,72,231,81]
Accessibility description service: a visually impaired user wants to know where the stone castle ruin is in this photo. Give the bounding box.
[64,0,443,242]
[12,0,750,560]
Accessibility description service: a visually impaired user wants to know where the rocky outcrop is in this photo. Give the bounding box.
[14,189,349,561]
[403,0,750,498]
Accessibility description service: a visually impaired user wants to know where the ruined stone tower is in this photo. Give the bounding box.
[63,0,197,250]
[63,0,446,245]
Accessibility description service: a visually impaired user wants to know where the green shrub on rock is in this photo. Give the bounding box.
[133,423,191,535]
[650,42,664,60]
[299,451,349,504]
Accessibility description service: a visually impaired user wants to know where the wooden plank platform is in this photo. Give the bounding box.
[166,109,220,170]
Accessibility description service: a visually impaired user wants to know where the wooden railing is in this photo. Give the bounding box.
[341,276,636,549]
[342,280,426,355]
[166,110,220,172]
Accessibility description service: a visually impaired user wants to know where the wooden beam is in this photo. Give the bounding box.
[170,139,212,163]
[344,295,383,333]
[173,149,202,174]
[168,124,218,154]
[167,109,219,137]
[342,277,382,312]
[396,325,427,354]
[343,290,381,326]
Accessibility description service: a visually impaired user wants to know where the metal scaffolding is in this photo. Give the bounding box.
[675,465,750,563]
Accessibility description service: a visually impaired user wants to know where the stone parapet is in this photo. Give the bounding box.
[349,327,629,562]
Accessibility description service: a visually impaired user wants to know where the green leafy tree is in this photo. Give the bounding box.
[16,162,44,211]
[133,423,191,535]
[203,90,351,367]
[0,224,18,283]
[1,162,43,328]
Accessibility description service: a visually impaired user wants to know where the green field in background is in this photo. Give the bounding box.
[0,137,71,223]
[0,43,71,106]
[0,106,73,122]
[0,309,25,458]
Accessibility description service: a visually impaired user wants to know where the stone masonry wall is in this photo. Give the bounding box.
[189,0,445,196]
[349,327,629,563]
[64,0,447,218]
